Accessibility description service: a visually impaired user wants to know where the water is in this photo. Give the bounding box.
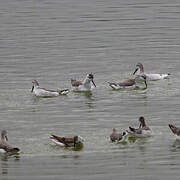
[0,0,180,179]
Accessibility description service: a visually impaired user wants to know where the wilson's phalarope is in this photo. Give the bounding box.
[133,63,170,81]
[169,124,180,140]
[31,80,69,97]
[0,130,20,154]
[50,134,84,148]
[108,75,147,90]
[110,128,128,143]
[71,73,96,91]
[128,116,152,137]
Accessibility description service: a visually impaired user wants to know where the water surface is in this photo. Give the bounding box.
[0,0,180,179]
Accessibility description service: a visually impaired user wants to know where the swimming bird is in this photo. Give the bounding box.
[108,75,147,90]
[110,128,128,143]
[71,73,96,91]
[133,62,170,81]
[31,80,69,97]
[50,134,84,147]
[0,130,20,154]
[169,124,180,140]
[128,116,152,137]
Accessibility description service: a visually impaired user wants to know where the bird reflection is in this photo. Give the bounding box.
[0,155,8,175]
[0,153,20,175]
[171,140,180,152]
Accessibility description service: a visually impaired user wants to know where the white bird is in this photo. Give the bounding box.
[128,116,152,137]
[31,80,69,97]
[71,73,96,92]
[133,63,170,81]
[108,75,147,90]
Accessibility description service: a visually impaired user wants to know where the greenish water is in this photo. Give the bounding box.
[0,0,180,179]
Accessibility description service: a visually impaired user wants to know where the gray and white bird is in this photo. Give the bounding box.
[128,116,152,137]
[0,130,20,154]
[71,74,96,92]
[110,128,128,143]
[169,124,180,140]
[31,80,69,97]
[108,75,147,90]
[133,62,170,81]
[50,134,84,147]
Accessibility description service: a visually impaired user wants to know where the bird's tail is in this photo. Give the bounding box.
[58,89,69,95]
[107,82,119,90]
[129,126,136,132]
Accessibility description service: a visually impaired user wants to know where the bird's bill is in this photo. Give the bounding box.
[139,123,142,128]
[31,86,34,92]
[133,68,138,75]
[144,81,147,89]
[91,80,96,87]
[5,135,8,141]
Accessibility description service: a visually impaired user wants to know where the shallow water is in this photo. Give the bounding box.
[0,0,180,179]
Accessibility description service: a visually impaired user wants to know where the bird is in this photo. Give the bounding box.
[50,134,84,147]
[0,130,20,154]
[169,124,180,140]
[71,73,96,91]
[128,116,152,137]
[31,80,69,97]
[110,128,128,143]
[133,62,170,81]
[108,75,147,90]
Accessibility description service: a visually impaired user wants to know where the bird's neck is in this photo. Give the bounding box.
[83,77,91,85]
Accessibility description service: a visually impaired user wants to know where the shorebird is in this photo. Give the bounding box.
[169,124,180,140]
[50,134,84,147]
[128,116,152,137]
[133,62,170,81]
[31,80,69,97]
[0,130,20,154]
[108,75,147,90]
[71,73,96,91]
[110,128,128,143]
